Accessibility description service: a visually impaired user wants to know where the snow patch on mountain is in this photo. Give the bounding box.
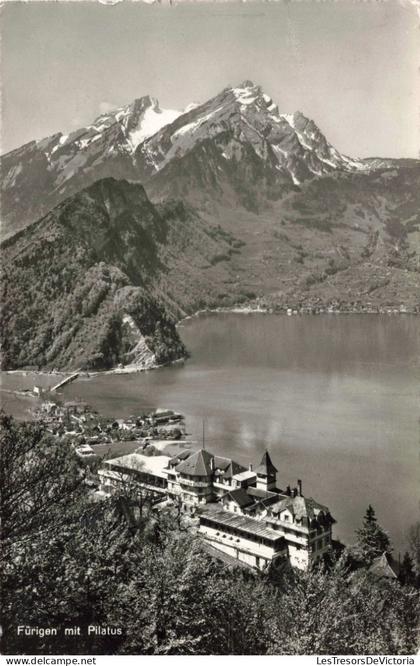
[184,102,200,113]
[138,81,373,183]
[2,79,386,231]
[290,171,301,186]
[173,106,224,138]
[281,113,296,128]
[2,163,23,188]
[127,105,181,150]
[232,85,258,106]
[272,144,289,160]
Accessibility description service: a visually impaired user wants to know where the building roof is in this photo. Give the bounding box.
[99,469,126,481]
[154,409,176,417]
[268,495,332,522]
[168,449,248,479]
[232,470,257,483]
[369,552,400,580]
[213,457,247,479]
[213,456,232,471]
[105,452,171,479]
[200,506,287,544]
[255,451,278,476]
[175,449,214,476]
[247,486,279,501]
[223,488,255,509]
[169,449,192,464]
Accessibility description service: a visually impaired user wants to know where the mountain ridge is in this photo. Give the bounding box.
[1,177,251,370]
[3,80,418,239]
[1,178,181,371]
[1,83,419,372]
[2,170,420,372]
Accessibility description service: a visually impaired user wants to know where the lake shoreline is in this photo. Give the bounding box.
[2,355,187,380]
[2,312,418,551]
[178,305,419,324]
[2,308,418,379]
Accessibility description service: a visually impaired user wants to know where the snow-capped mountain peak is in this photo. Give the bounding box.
[136,81,369,184]
[5,82,368,193]
[2,81,376,235]
[39,95,182,169]
[231,80,262,104]
[89,95,182,153]
[120,97,182,151]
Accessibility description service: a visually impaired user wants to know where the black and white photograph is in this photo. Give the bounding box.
[0,0,419,658]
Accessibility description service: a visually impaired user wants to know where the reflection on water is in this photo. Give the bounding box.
[1,314,419,550]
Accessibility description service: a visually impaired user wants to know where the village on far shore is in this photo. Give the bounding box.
[23,392,402,583]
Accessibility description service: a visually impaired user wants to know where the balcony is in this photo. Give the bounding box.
[264,523,309,546]
[265,517,310,535]
[201,529,284,558]
[179,477,211,488]
[213,480,234,490]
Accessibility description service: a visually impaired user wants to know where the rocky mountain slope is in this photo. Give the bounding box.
[138,81,368,183]
[1,82,419,371]
[2,80,399,238]
[1,95,183,238]
[0,178,242,371]
[217,165,420,313]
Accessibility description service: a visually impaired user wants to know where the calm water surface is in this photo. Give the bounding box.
[2,314,419,550]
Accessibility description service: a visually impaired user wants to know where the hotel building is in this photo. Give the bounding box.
[99,446,335,571]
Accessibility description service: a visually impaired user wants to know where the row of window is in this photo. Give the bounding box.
[179,485,213,495]
[135,471,167,488]
[201,517,283,550]
[271,523,306,538]
[167,469,210,482]
[109,467,167,489]
[179,483,212,493]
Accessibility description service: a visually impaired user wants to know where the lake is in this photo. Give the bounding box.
[1,313,419,551]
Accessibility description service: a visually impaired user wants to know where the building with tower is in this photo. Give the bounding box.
[255,451,278,491]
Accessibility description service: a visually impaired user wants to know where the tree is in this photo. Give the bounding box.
[407,522,420,575]
[1,413,193,654]
[2,413,419,656]
[267,559,353,654]
[267,557,420,655]
[399,552,416,587]
[0,413,84,550]
[352,505,391,564]
[113,535,277,655]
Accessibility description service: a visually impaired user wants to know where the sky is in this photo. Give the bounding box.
[1,0,419,158]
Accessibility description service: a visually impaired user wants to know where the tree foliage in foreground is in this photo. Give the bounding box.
[351,504,392,565]
[1,414,419,655]
[408,521,420,576]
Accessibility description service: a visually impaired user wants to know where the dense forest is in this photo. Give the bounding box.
[1,413,419,655]
[0,180,193,371]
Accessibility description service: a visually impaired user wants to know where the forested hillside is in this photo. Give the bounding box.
[0,178,241,371]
